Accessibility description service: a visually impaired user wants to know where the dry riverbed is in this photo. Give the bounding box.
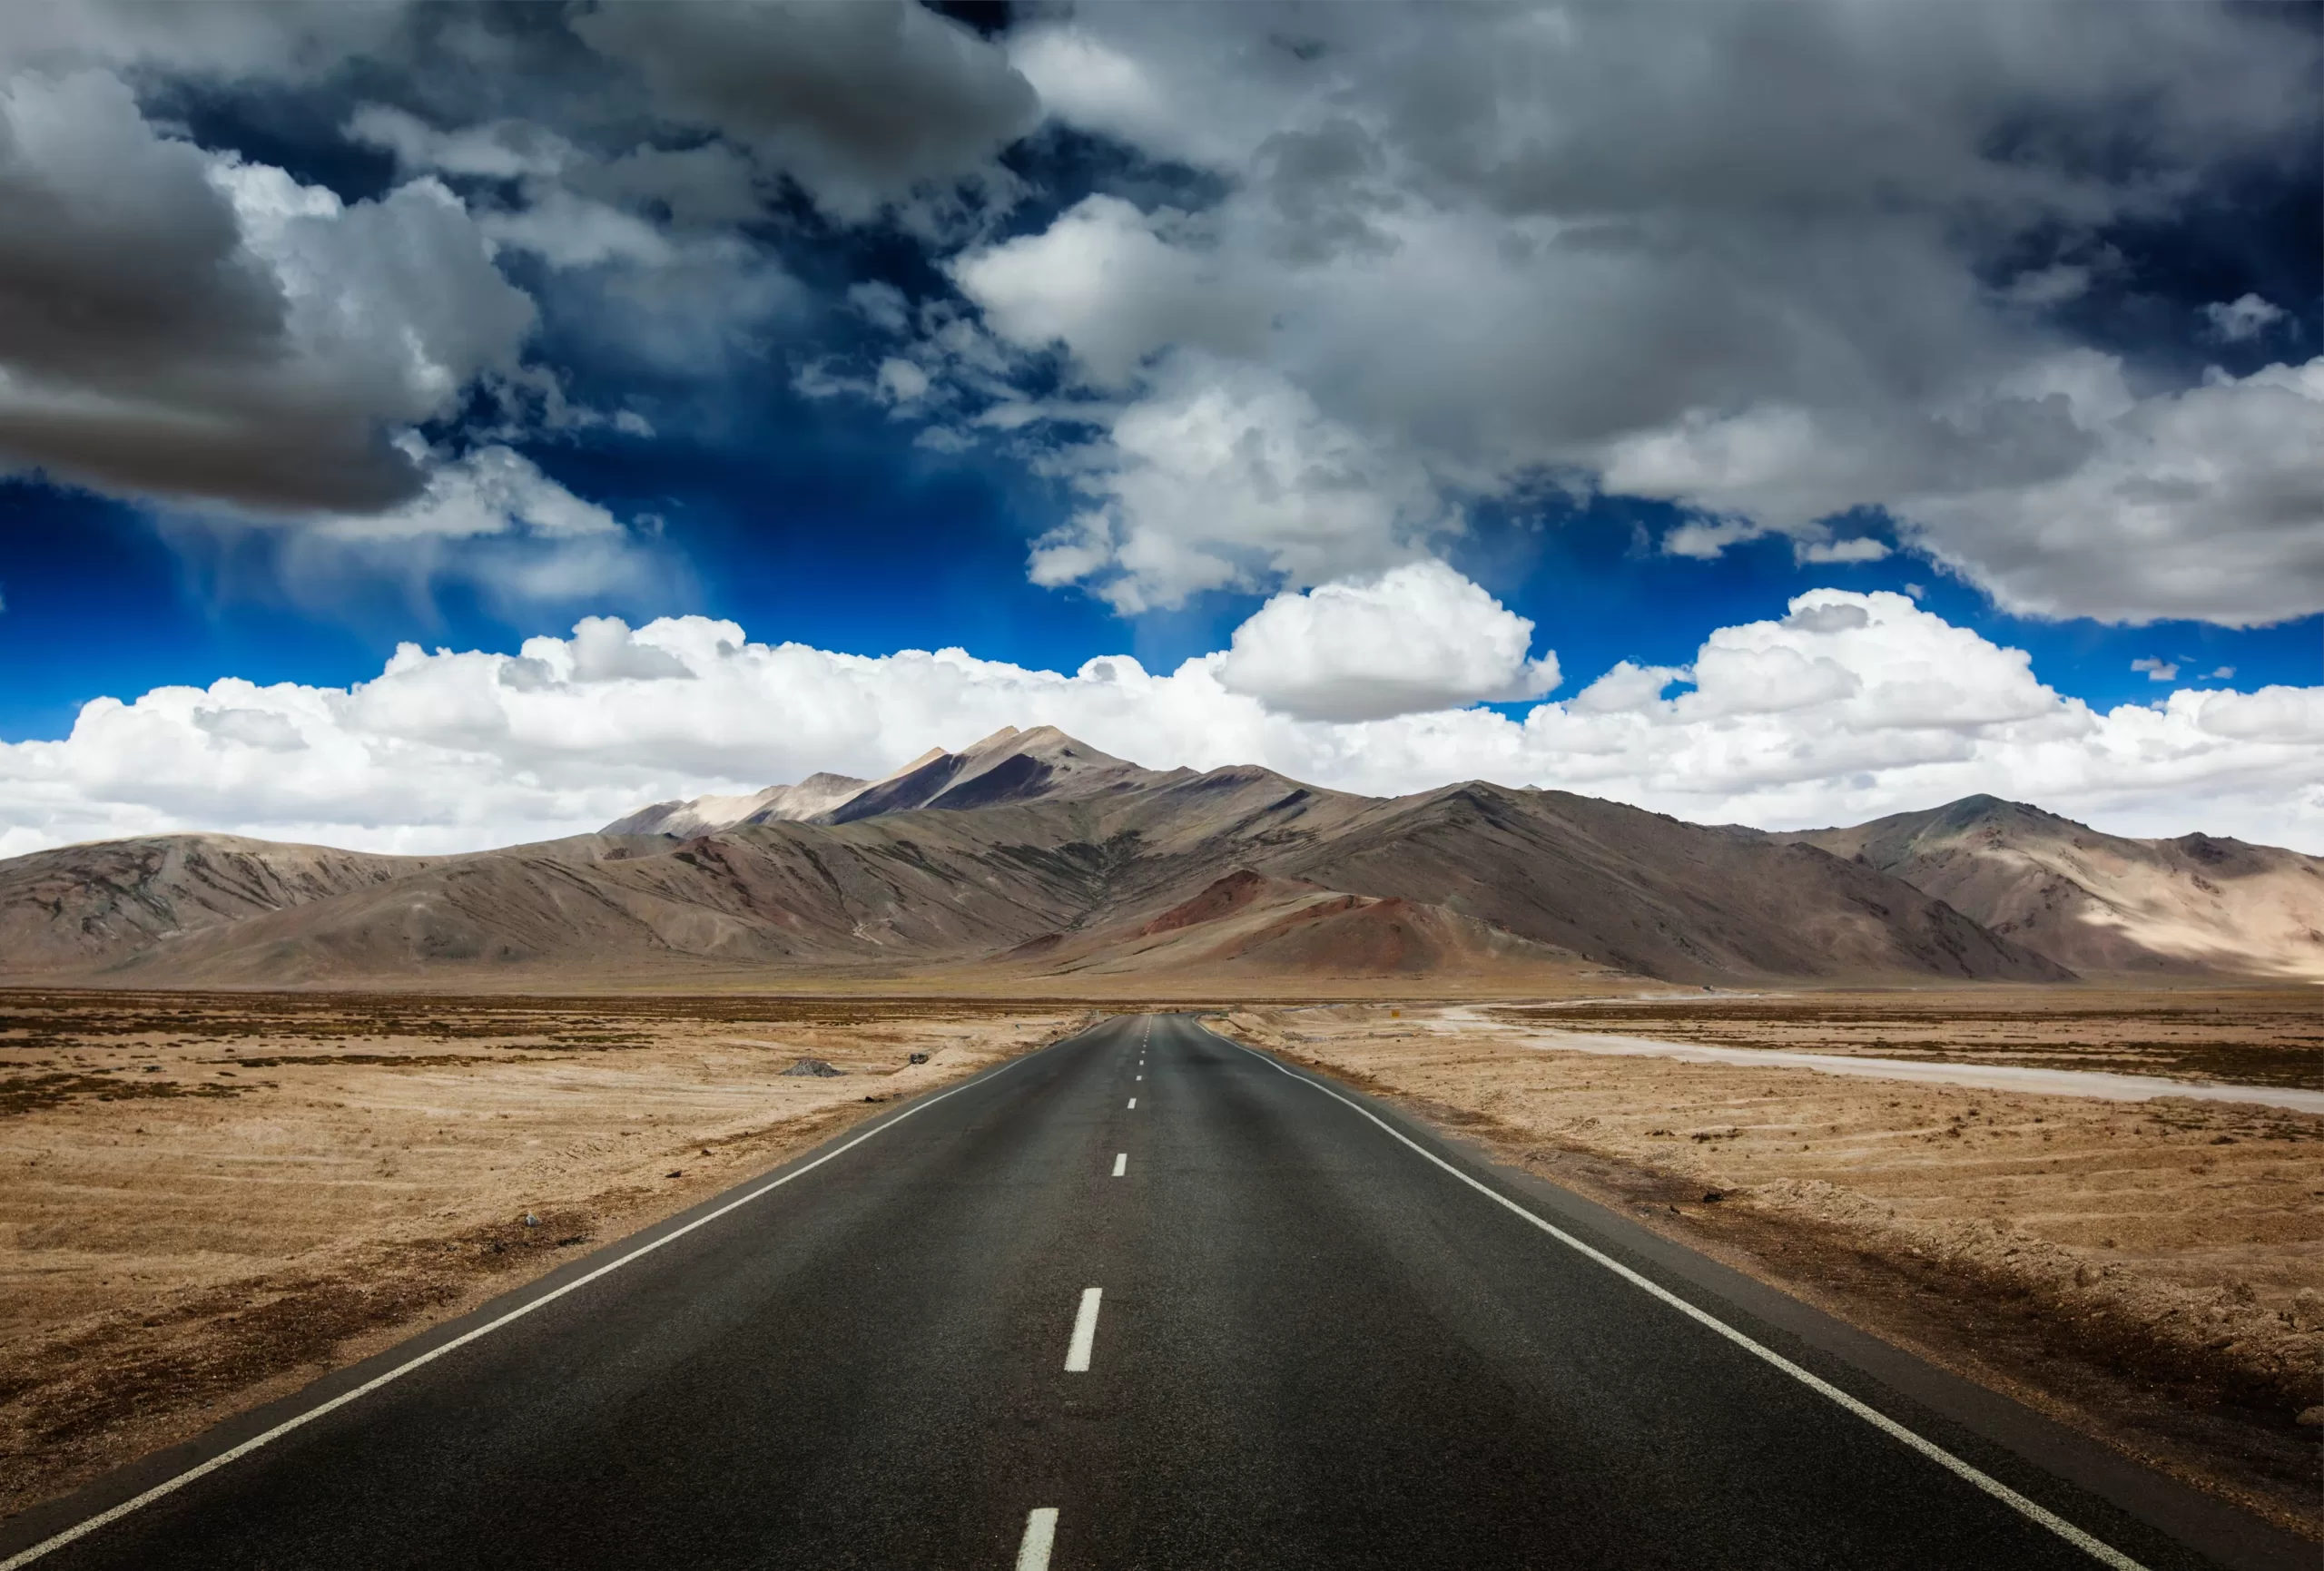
[0,990,1079,1524]
[1217,992,2324,1537]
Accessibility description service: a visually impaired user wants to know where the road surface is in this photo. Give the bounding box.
[2,1015,2305,1570]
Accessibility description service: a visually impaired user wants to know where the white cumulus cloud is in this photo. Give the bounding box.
[1893,356,2324,626]
[1026,355,1452,612]
[5,591,2320,859]
[1216,561,1558,722]
[951,195,1265,388]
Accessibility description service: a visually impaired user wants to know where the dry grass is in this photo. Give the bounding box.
[0,990,1080,1524]
[1218,990,2324,1537]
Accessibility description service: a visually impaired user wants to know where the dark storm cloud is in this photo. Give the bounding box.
[0,69,534,514]
[568,0,1039,224]
[0,70,283,380]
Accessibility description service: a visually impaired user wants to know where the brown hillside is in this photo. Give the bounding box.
[0,836,442,973]
[1786,796,2324,981]
[1273,783,2068,984]
[0,731,2081,989]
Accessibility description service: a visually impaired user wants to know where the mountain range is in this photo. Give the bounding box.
[1779,796,2324,982]
[2,725,2316,990]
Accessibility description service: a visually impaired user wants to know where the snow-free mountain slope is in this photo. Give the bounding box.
[1267,782,2069,984]
[818,725,1193,823]
[1787,795,2324,981]
[603,727,1193,840]
[0,731,2083,987]
[602,773,869,837]
[990,869,1596,984]
[0,835,442,974]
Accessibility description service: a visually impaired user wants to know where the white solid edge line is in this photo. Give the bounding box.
[1064,1287,1104,1372]
[0,1042,1063,1571]
[1016,1507,1059,1571]
[1112,1152,1128,1177]
[1223,1038,2151,1571]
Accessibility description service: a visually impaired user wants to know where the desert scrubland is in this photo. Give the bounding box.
[1218,989,2324,1535]
[0,991,1078,1521]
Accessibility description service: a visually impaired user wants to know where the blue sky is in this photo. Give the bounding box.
[0,2,2319,853]
[6,466,2309,745]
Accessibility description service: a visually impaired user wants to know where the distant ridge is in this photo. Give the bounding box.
[816,725,1192,822]
[599,726,1194,838]
[32,728,2319,990]
[1783,795,2324,981]
[605,773,867,837]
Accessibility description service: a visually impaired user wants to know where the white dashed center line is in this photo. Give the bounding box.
[1016,1507,1059,1570]
[1112,1152,1127,1177]
[1064,1287,1104,1372]
[1127,1096,1136,1109]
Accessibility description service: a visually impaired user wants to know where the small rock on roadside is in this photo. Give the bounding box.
[2298,1406,2324,1429]
[782,1059,845,1077]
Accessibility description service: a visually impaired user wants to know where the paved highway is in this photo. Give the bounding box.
[1,1016,2305,1570]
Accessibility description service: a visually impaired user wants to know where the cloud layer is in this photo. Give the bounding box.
[6,586,2318,859]
[915,1,2323,623]
[3,2,2317,633]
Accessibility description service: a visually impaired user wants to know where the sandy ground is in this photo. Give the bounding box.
[1217,992,2324,1537]
[0,991,1080,1525]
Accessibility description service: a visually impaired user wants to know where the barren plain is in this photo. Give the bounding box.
[6,983,2319,1545]
[0,991,1079,1521]
[1216,989,2324,1535]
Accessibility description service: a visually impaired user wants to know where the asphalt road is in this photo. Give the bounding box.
[2,1015,2306,1571]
